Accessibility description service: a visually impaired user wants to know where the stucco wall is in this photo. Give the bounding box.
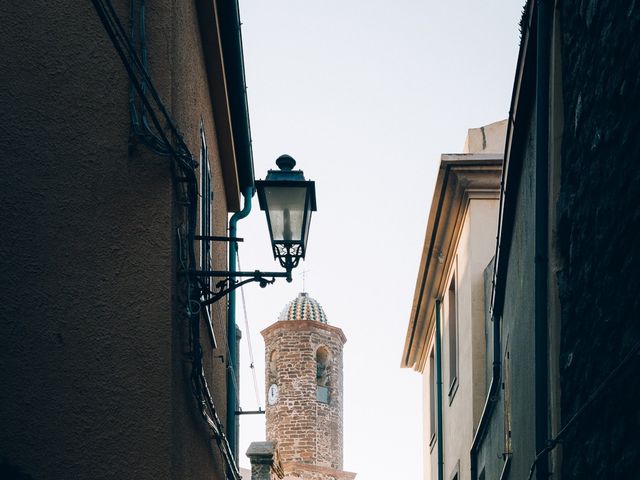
[557,2,640,478]
[0,2,232,479]
[421,196,498,480]
[442,211,472,480]
[475,105,537,480]
[468,199,500,430]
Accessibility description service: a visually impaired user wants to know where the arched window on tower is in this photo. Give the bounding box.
[316,346,330,404]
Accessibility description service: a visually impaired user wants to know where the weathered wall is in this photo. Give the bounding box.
[558,2,640,478]
[476,105,537,480]
[468,199,500,431]
[0,2,231,479]
[422,359,437,480]
[442,212,472,480]
[420,197,498,480]
[263,320,345,474]
[164,1,230,479]
[500,111,537,480]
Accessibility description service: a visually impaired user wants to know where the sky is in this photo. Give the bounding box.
[234,2,524,478]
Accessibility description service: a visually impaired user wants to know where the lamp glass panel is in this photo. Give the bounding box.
[264,186,308,242]
[302,195,312,252]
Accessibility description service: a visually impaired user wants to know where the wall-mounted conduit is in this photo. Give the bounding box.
[90,1,240,478]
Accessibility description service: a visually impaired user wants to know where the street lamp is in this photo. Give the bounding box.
[255,154,317,278]
[194,155,316,305]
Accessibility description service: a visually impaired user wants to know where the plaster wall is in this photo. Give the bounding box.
[422,197,498,480]
[441,210,472,480]
[0,2,232,479]
[475,105,537,480]
[468,199,500,430]
[422,353,437,480]
[463,119,509,154]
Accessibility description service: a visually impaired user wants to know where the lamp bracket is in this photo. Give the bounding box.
[194,235,244,243]
[192,269,291,306]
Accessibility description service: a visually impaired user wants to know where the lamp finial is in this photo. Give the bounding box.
[276,154,296,171]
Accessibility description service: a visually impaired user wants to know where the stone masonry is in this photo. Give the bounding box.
[262,320,345,469]
[260,293,356,480]
[558,1,640,478]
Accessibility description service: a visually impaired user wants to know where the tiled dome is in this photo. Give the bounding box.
[278,292,328,324]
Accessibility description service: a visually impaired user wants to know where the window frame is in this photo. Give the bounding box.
[447,269,459,403]
[199,120,216,347]
[315,346,331,404]
[428,347,437,448]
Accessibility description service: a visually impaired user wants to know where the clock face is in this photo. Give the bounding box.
[268,384,279,405]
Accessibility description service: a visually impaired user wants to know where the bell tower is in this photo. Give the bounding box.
[261,292,356,480]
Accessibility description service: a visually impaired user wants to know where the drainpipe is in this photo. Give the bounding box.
[534,1,551,478]
[435,300,444,480]
[227,186,253,459]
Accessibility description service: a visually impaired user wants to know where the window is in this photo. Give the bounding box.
[316,346,330,403]
[447,275,458,400]
[429,348,436,446]
[199,121,215,347]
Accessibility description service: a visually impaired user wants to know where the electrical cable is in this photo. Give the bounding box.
[91,1,240,478]
[526,339,640,480]
[237,251,263,410]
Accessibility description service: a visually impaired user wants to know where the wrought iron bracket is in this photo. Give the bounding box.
[192,269,292,307]
[235,408,265,415]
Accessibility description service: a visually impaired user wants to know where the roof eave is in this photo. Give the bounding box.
[401,155,503,371]
[195,0,255,212]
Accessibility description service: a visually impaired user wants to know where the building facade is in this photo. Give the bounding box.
[403,1,640,479]
[254,293,356,480]
[401,122,505,480]
[0,1,254,479]
[475,2,640,479]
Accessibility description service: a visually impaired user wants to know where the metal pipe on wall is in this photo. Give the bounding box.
[227,187,253,458]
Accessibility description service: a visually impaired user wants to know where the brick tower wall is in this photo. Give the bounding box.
[262,320,345,471]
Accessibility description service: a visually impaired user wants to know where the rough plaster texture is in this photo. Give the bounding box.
[475,105,538,480]
[0,2,233,479]
[441,212,473,480]
[262,319,349,479]
[463,119,508,154]
[558,2,640,478]
[424,198,498,480]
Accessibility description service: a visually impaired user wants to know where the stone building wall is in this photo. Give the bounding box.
[558,2,640,478]
[262,320,345,471]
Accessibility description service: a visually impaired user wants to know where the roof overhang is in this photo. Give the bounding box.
[491,0,537,318]
[195,0,255,212]
[401,154,503,371]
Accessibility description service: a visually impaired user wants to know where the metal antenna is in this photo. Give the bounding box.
[301,269,311,293]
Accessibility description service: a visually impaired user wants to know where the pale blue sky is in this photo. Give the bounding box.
[235,2,524,478]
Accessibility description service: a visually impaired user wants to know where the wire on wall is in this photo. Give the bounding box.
[91,1,240,478]
[237,252,263,411]
[526,339,640,480]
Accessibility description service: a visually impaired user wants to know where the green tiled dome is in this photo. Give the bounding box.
[278,292,328,324]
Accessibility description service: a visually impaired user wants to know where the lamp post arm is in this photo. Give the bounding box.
[194,269,292,308]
